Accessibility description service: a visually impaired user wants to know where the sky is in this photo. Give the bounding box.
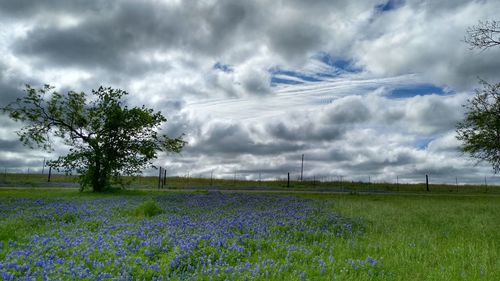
[1,0,500,184]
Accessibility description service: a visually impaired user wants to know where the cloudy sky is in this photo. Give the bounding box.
[1,0,500,184]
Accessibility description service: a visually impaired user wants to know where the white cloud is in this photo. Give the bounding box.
[0,0,499,183]
[354,0,500,89]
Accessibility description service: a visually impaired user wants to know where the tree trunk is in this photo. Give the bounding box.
[91,159,103,192]
[91,154,109,192]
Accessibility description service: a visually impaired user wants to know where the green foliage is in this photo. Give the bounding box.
[0,217,47,242]
[456,80,500,173]
[56,212,77,223]
[84,220,103,231]
[1,85,186,192]
[133,200,164,217]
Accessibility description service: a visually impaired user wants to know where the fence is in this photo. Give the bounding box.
[2,167,499,194]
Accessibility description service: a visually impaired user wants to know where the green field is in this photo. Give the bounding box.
[321,193,500,280]
[0,188,498,280]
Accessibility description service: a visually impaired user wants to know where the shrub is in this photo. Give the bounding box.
[133,201,163,217]
[59,213,77,223]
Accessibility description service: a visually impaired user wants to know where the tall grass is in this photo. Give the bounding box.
[313,193,500,280]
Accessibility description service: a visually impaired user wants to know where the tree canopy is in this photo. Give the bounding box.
[456,81,500,173]
[2,85,185,191]
[457,20,500,173]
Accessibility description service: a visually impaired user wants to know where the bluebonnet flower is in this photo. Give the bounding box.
[0,193,364,280]
[319,259,326,275]
[366,256,378,266]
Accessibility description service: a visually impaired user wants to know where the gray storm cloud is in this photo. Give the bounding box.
[0,0,499,183]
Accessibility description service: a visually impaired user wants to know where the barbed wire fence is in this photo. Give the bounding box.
[1,164,499,193]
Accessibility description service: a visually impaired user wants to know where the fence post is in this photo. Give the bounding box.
[210,171,213,186]
[300,154,304,181]
[287,173,290,188]
[426,174,429,192]
[158,167,162,189]
[163,169,167,188]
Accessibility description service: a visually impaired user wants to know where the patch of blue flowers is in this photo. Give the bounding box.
[0,192,380,280]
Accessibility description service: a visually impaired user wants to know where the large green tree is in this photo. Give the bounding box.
[457,20,500,172]
[456,81,500,173]
[2,85,185,191]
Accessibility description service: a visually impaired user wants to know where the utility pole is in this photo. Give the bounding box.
[300,154,304,181]
[426,174,429,192]
[287,172,290,188]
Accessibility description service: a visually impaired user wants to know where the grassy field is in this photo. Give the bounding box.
[0,188,498,280]
[315,193,500,280]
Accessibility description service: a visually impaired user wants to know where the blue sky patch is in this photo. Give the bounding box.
[213,62,233,73]
[313,52,361,73]
[387,84,445,99]
[269,67,321,86]
[375,0,404,13]
[270,77,303,85]
[415,137,433,150]
[270,52,361,86]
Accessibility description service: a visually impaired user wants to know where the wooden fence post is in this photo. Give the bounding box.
[163,169,167,188]
[300,154,304,181]
[158,167,162,189]
[426,174,429,192]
